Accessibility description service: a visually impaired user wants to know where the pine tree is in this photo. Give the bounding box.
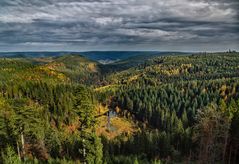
[193,104,231,163]
[181,109,188,128]
[74,87,96,130]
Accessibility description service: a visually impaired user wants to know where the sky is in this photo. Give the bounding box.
[0,0,238,52]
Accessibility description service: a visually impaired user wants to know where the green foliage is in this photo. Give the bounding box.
[74,86,96,130]
[1,146,21,164]
[80,132,103,164]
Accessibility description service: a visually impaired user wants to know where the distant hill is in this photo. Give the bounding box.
[0,51,188,63]
[79,51,161,61]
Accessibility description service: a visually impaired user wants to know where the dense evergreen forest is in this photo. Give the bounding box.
[0,52,239,163]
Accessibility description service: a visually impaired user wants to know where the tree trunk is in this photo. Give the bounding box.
[223,133,228,162]
[16,141,21,161]
[228,144,232,164]
[21,131,25,158]
[233,145,238,164]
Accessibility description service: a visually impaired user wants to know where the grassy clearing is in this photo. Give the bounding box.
[96,115,138,140]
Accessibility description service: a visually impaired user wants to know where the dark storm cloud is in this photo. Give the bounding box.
[0,0,238,51]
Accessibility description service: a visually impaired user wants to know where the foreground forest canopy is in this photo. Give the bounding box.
[0,52,239,163]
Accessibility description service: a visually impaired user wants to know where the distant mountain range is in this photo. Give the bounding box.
[0,51,189,63]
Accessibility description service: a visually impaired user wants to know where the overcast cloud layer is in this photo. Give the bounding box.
[0,0,238,51]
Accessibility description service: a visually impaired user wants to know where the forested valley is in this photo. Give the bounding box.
[0,52,239,163]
